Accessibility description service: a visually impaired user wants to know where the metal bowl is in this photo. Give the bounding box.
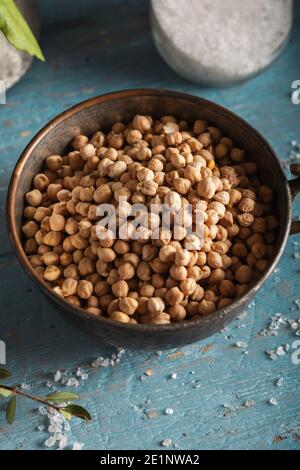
[7,89,300,349]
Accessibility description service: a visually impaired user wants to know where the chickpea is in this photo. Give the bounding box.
[251,217,266,233]
[140,284,155,297]
[207,251,223,269]
[168,304,186,321]
[232,242,248,258]
[118,262,135,280]
[25,189,42,207]
[43,231,61,247]
[112,280,129,298]
[34,173,49,192]
[175,249,190,266]
[132,115,151,133]
[44,265,61,281]
[235,265,253,284]
[22,220,39,238]
[62,278,78,297]
[251,242,266,259]
[258,185,273,203]
[237,213,254,227]
[148,297,165,314]
[97,247,116,263]
[77,280,93,299]
[157,246,174,264]
[198,300,216,315]
[196,177,216,199]
[180,278,196,296]
[170,265,187,281]
[165,287,184,306]
[173,178,191,195]
[109,311,130,323]
[119,297,139,315]
[94,184,112,203]
[49,214,65,232]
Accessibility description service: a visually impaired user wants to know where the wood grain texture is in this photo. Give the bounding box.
[0,0,300,450]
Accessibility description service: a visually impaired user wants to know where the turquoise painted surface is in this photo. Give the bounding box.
[0,0,300,450]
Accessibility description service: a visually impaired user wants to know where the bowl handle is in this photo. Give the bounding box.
[289,163,300,235]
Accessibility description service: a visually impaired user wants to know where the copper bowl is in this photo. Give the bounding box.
[7,89,300,349]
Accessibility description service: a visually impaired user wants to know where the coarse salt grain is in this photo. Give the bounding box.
[276,377,284,387]
[161,438,172,447]
[73,441,84,450]
[269,398,278,406]
[244,399,255,408]
[54,370,62,382]
[165,407,174,415]
[45,436,56,448]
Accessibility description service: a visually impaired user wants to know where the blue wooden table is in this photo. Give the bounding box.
[0,0,300,450]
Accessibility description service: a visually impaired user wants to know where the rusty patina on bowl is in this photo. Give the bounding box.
[6,89,300,349]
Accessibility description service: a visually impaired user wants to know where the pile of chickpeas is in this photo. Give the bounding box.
[21,114,278,325]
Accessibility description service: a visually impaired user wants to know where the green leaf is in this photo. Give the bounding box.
[62,404,92,421]
[0,368,11,380]
[60,409,73,421]
[0,0,45,60]
[45,391,79,404]
[0,386,12,397]
[6,395,16,424]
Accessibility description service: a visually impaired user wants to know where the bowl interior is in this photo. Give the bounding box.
[8,89,291,342]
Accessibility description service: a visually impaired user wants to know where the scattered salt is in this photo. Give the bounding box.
[244,399,255,408]
[170,373,177,379]
[165,407,174,415]
[269,398,278,406]
[20,383,30,390]
[54,370,62,382]
[276,377,284,387]
[45,436,56,448]
[235,341,247,348]
[39,406,48,416]
[59,435,68,450]
[72,441,84,450]
[161,438,172,447]
[294,299,300,309]
[66,377,79,388]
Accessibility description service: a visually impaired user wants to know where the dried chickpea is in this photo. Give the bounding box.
[148,297,165,314]
[62,278,78,297]
[112,280,129,298]
[22,116,278,326]
[119,297,138,315]
[44,265,61,281]
[166,287,184,306]
[198,300,216,315]
[168,304,186,321]
[77,280,93,299]
[235,265,253,284]
[109,311,130,323]
[26,189,42,207]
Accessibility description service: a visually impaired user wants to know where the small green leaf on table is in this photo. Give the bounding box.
[62,404,92,421]
[45,391,79,404]
[0,0,45,60]
[0,368,11,380]
[6,395,16,424]
[0,386,12,398]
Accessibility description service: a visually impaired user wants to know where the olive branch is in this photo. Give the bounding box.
[0,368,92,424]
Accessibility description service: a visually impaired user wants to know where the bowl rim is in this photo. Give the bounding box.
[6,88,292,333]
